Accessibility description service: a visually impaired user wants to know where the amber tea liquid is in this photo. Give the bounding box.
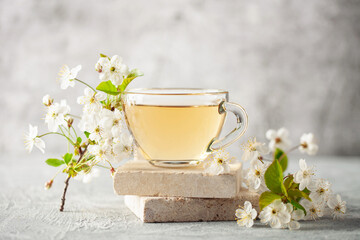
[124,104,226,161]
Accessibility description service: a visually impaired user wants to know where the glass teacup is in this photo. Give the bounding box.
[122,88,248,167]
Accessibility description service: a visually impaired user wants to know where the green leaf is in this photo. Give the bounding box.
[76,137,82,144]
[264,159,287,196]
[288,189,311,201]
[118,69,144,92]
[290,200,306,215]
[283,175,294,190]
[303,188,310,195]
[274,148,288,172]
[96,80,120,95]
[63,153,73,165]
[45,158,65,167]
[259,191,282,210]
[84,131,90,138]
[100,53,108,58]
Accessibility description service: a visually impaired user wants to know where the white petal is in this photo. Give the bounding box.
[95,92,107,101]
[336,194,342,203]
[244,201,252,212]
[245,219,254,228]
[308,144,319,155]
[285,203,293,213]
[292,209,305,221]
[299,159,307,170]
[111,55,122,65]
[278,211,291,224]
[266,129,276,140]
[84,87,94,97]
[257,144,270,155]
[277,128,289,138]
[299,181,306,191]
[235,209,245,218]
[60,79,69,89]
[77,96,86,104]
[288,221,300,230]
[250,209,257,219]
[242,151,251,161]
[34,138,45,154]
[71,65,82,76]
[269,217,282,228]
[29,124,38,138]
[268,141,276,151]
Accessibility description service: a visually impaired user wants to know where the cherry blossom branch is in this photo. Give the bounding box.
[95,164,111,169]
[105,160,115,170]
[278,144,300,162]
[59,143,89,212]
[74,78,97,92]
[71,126,78,138]
[59,175,71,212]
[37,132,75,146]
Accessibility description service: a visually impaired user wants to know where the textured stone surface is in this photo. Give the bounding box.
[0,153,360,240]
[124,191,259,222]
[1,0,360,156]
[1,154,360,239]
[114,160,242,198]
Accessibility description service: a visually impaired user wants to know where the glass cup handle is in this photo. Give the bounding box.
[208,101,248,152]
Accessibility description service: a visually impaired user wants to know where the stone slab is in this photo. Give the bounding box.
[124,191,260,223]
[113,160,242,198]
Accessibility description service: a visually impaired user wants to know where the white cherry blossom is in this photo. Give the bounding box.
[24,124,45,153]
[205,150,233,175]
[44,101,70,132]
[284,203,304,230]
[235,201,257,228]
[241,137,269,161]
[100,108,123,138]
[88,124,107,142]
[78,111,101,132]
[96,55,129,85]
[299,133,319,155]
[300,199,324,220]
[88,141,111,162]
[308,179,332,204]
[245,160,270,193]
[327,194,346,219]
[58,64,81,89]
[259,199,291,228]
[95,57,108,74]
[112,132,134,162]
[77,87,107,112]
[294,159,315,191]
[266,127,291,151]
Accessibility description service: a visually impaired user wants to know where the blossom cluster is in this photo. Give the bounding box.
[233,128,346,230]
[24,53,143,198]
[77,87,133,165]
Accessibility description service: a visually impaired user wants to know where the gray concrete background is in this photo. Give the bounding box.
[1,0,360,156]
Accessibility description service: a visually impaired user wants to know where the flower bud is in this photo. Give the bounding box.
[42,94,53,107]
[44,179,53,190]
[74,147,80,156]
[110,167,115,177]
[67,118,74,128]
[95,61,103,73]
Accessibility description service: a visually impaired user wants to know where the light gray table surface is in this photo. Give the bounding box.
[1,154,359,240]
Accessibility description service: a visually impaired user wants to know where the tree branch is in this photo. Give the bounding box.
[59,144,89,212]
[59,175,71,212]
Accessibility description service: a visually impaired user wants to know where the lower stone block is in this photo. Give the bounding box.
[124,191,259,223]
